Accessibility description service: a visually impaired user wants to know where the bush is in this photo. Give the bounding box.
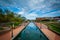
[0,27,4,30]
[14,22,20,26]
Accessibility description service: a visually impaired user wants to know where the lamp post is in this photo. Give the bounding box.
[11,22,14,38]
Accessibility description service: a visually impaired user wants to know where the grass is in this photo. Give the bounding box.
[0,22,21,30]
[47,24,60,34]
[40,21,60,34]
[5,22,21,28]
[0,27,4,30]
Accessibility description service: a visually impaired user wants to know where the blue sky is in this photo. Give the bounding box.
[0,0,60,20]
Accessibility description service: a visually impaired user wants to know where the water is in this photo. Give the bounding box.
[13,22,49,40]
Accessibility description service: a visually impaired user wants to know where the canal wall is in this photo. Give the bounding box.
[0,22,28,40]
[35,22,60,40]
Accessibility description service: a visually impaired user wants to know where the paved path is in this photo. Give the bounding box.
[0,23,28,40]
[35,22,60,40]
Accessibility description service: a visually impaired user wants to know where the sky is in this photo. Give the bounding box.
[0,0,60,20]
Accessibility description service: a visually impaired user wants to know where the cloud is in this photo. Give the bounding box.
[41,10,60,17]
[28,0,45,10]
[18,11,24,15]
[0,0,60,20]
[27,13,38,17]
[17,8,26,16]
[25,12,39,20]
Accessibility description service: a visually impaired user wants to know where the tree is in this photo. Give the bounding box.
[0,8,5,22]
[0,8,26,27]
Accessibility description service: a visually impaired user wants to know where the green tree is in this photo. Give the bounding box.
[0,8,26,27]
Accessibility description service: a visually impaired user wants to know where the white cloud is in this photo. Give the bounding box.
[25,12,39,20]
[28,0,45,9]
[18,11,24,15]
[41,10,60,17]
[28,13,38,17]
[1,0,60,20]
[18,8,25,15]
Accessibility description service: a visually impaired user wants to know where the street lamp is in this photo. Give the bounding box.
[11,22,14,38]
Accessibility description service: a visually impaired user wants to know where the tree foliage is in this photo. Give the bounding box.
[0,8,26,23]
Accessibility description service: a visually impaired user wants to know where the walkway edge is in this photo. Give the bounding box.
[12,23,29,40]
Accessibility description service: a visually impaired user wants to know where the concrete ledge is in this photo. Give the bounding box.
[12,23,29,40]
[35,22,60,40]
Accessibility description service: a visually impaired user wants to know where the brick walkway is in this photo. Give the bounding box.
[0,23,28,40]
[35,22,60,40]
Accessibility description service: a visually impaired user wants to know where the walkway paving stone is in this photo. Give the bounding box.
[0,22,60,40]
[35,22,60,40]
[0,23,28,40]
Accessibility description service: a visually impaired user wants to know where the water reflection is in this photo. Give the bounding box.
[14,22,48,40]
